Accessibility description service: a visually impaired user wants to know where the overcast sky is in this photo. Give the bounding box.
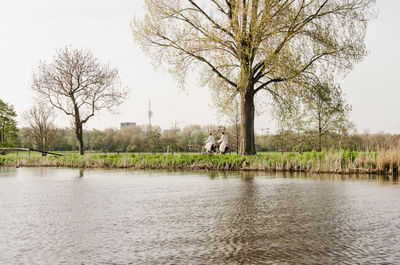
[0,0,399,134]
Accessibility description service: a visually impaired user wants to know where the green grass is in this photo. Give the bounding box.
[1,150,399,175]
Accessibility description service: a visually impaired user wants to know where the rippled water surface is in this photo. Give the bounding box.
[1,167,400,264]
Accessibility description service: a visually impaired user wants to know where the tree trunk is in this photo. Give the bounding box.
[236,121,239,154]
[75,122,84,155]
[73,102,85,155]
[239,89,256,155]
[318,115,322,152]
[318,129,322,152]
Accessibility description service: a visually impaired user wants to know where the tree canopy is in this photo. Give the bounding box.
[0,99,18,148]
[302,78,351,151]
[132,0,375,155]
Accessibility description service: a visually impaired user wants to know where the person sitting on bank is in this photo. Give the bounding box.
[218,132,228,154]
[205,132,216,153]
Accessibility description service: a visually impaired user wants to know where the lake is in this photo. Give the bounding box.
[1,167,400,264]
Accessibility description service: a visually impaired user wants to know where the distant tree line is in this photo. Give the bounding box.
[17,124,400,153]
[18,124,232,153]
[257,130,400,153]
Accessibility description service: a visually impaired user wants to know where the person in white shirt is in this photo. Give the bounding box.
[205,133,216,153]
[218,132,228,154]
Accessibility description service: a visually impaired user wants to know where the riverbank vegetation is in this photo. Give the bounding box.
[1,150,400,176]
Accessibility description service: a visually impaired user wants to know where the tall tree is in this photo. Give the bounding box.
[301,78,351,151]
[31,46,128,155]
[132,0,375,155]
[0,99,18,148]
[23,104,58,154]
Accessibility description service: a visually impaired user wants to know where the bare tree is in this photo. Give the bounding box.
[132,0,375,155]
[31,46,128,154]
[23,104,58,155]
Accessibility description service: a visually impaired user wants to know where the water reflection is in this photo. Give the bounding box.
[206,170,400,185]
[0,168,400,264]
[223,177,259,264]
[207,171,256,181]
[0,166,13,177]
[78,168,84,178]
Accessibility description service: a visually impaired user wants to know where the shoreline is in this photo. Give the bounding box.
[1,151,399,176]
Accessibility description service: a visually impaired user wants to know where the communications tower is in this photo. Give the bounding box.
[148,100,153,129]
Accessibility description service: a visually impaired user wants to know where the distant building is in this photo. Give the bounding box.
[120,122,136,130]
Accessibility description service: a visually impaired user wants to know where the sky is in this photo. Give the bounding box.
[0,0,399,134]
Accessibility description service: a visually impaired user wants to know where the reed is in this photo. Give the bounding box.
[1,150,400,175]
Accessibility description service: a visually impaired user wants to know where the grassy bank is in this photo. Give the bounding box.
[1,149,400,175]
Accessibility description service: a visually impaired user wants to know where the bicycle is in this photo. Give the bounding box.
[200,143,217,154]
